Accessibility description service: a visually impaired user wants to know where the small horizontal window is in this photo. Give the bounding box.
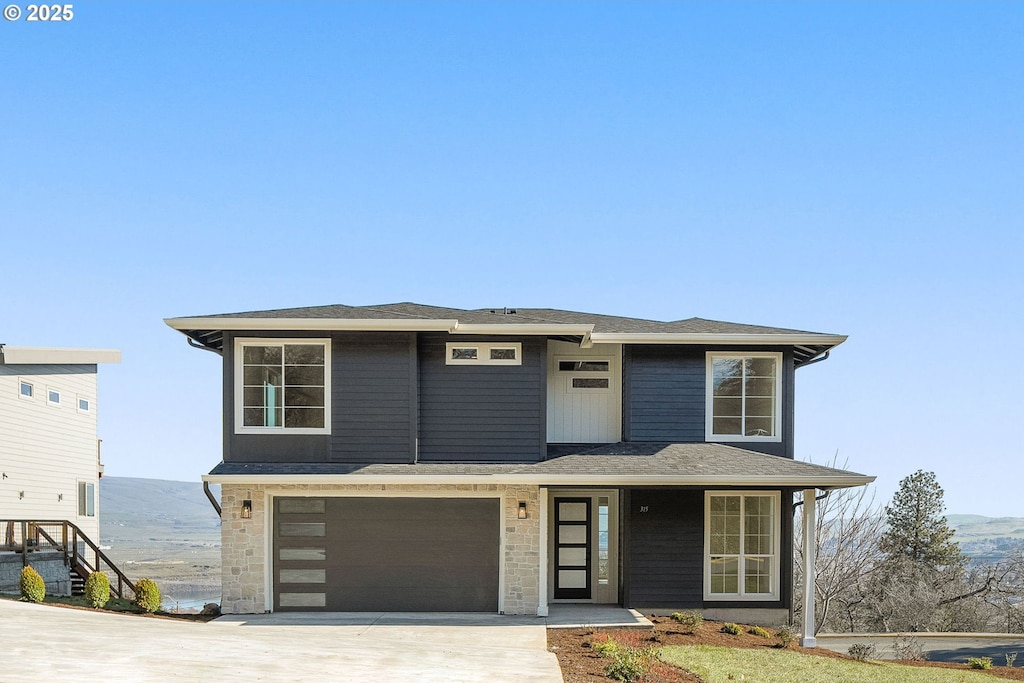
[47,389,61,406]
[19,381,33,399]
[572,377,610,389]
[446,342,522,366]
[78,397,91,413]
[559,360,610,372]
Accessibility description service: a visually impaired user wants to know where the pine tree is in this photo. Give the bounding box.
[880,469,963,570]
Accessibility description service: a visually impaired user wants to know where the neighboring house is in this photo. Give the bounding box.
[0,345,121,543]
[166,303,872,638]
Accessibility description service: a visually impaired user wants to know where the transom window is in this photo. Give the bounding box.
[445,342,522,366]
[705,492,779,600]
[19,381,33,399]
[47,388,61,406]
[78,397,91,413]
[235,339,330,434]
[558,358,612,392]
[706,352,781,441]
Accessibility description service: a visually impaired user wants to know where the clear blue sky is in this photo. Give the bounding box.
[3,2,1021,516]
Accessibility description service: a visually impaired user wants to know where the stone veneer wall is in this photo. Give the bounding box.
[220,483,541,615]
[0,551,71,596]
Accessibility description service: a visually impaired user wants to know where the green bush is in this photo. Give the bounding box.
[669,610,703,633]
[19,566,45,603]
[848,643,876,661]
[748,626,771,638]
[134,578,161,613]
[1006,652,1017,668]
[967,657,992,670]
[720,622,742,636]
[775,624,797,648]
[590,636,620,658]
[604,646,657,682]
[84,571,110,608]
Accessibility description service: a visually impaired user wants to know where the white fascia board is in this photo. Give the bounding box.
[164,317,459,332]
[588,333,848,347]
[449,324,595,336]
[203,473,875,488]
[0,347,122,365]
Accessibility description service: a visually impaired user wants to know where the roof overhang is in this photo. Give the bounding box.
[0,346,122,365]
[202,472,874,489]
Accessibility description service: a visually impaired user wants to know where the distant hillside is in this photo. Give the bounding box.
[949,514,1024,564]
[99,477,221,601]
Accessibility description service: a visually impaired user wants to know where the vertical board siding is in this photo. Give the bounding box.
[0,365,102,540]
[418,334,545,461]
[331,333,415,463]
[624,489,704,606]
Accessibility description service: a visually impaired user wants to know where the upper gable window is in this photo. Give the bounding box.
[445,342,522,366]
[47,388,61,406]
[706,352,781,442]
[19,381,33,399]
[235,339,330,434]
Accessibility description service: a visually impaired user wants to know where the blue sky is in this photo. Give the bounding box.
[3,2,1021,516]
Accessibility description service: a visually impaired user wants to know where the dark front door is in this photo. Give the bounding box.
[554,497,591,599]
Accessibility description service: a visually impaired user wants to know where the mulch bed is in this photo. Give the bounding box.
[547,617,1024,682]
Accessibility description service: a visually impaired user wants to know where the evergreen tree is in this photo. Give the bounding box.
[880,469,964,570]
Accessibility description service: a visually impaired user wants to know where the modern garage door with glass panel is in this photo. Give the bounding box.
[273,497,500,612]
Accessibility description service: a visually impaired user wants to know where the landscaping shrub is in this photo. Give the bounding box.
[84,571,111,608]
[134,578,161,613]
[892,635,926,661]
[1007,652,1017,668]
[19,566,45,603]
[848,642,876,661]
[774,624,797,648]
[967,657,993,670]
[604,645,658,682]
[748,626,771,639]
[669,610,703,633]
[590,634,620,657]
[720,622,742,636]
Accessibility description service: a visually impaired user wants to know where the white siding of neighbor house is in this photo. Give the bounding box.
[0,364,102,541]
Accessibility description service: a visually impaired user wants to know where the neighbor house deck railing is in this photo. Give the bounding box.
[2,519,137,600]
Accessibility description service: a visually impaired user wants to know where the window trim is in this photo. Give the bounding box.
[705,352,783,443]
[234,338,331,435]
[78,481,96,517]
[18,379,34,400]
[445,342,522,366]
[703,491,781,601]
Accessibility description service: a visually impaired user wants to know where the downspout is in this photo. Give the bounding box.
[187,337,223,356]
[796,350,829,369]
[203,481,222,517]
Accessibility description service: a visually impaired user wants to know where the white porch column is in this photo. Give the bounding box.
[800,488,817,648]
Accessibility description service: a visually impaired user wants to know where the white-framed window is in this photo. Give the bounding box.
[558,358,612,392]
[235,339,330,434]
[18,380,33,399]
[77,396,91,413]
[706,352,782,442]
[78,481,96,517]
[704,491,780,601]
[47,388,61,406]
[445,342,522,366]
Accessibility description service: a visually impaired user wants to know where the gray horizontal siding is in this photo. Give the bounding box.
[418,334,545,462]
[331,333,415,464]
[624,489,705,607]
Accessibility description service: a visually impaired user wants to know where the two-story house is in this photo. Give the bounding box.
[166,303,872,636]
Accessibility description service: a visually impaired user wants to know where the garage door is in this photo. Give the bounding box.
[273,497,500,612]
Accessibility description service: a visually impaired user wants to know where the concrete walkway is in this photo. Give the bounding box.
[0,600,564,682]
[817,632,1024,664]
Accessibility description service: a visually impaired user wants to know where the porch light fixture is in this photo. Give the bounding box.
[517,501,528,520]
[241,499,253,519]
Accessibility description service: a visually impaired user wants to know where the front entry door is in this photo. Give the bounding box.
[551,492,618,603]
[554,498,591,599]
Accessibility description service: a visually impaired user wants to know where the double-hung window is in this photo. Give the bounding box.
[706,352,782,441]
[235,339,330,434]
[705,492,779,600]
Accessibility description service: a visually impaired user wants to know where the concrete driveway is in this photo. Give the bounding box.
[0,600,563,682]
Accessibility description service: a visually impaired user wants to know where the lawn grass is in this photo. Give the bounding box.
[658,645,998,683]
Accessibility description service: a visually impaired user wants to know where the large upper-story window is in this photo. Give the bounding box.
[705,492,779,600]
[706,352,782,442]
[235,339,330,434]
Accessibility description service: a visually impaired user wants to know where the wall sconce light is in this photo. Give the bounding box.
[58,493,63,502]
[517,501,528,520]
[241,500,253,519]
[19,491,25,499]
